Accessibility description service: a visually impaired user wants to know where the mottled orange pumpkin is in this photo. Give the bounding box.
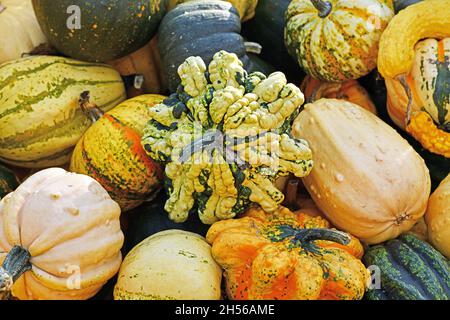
[206,206,369,300]
[301,76,377,115]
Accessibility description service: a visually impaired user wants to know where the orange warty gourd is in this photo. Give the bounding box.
[206,206,369,300]
[0,168,124,300]
[292,99,431,244]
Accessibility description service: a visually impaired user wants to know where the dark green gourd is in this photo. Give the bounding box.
[32,0,166,62]
[363,233,450,300]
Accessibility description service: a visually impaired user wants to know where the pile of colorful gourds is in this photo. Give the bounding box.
[0,0,448,300]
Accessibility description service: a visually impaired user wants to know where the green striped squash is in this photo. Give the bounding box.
[0,164,19,199]
[70,95,165,212]
[0,55,126,168]
[285,0,394,82]
[363,233,450,300]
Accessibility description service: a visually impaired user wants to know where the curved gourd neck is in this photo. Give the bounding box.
[79,91,104,123]
[0,246,32,300]
[311,0,333,18]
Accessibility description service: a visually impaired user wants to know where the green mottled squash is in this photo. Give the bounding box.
[70,94,165,212]
[114,230,222,300]
[0,55,126,168]
[32,0,166,62]
[0,164,19,200]
[285,0,394,82]
[363,233,450,300]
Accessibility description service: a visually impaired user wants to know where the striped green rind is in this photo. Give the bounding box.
[0,55,126,168]
[32,0,166,62]
[0,164,19,199]
[363,233,450,300]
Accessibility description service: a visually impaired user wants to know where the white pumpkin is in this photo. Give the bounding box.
[114,230,222,300]
[0,168,124,300]
[0,0,47,64]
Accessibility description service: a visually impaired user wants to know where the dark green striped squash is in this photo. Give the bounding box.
[158,0,265,92]
[0,164,19,199]
[70,94,165,212]
[32,0,166,62]
[363,233,450,300]
[0,55,126,168]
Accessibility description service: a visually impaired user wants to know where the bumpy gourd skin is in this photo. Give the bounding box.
[206,206,369,300]
[142,51,313,224]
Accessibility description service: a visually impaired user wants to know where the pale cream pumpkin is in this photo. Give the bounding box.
[292,99,431,244]
[425,174,450,259]
[114,230,222,300]
[0,0,47,64]
[0,168,124,300]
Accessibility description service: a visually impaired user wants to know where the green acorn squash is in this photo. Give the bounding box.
[0,55,126,168]
[32,0,166,62]
[158,0,264,92]
[363,233,450,300]
[0,164,19,200]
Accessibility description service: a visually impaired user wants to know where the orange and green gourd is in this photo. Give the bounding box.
[285,0,394,82]
[206,206,370,300]
[70,94,164,212]
[378,1,450,158]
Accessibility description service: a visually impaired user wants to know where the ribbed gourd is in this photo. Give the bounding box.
[363,233,450,300]
[285,0,394,82]
[0,168,124,300]
[0,55,126,168]
[207,206,370,300]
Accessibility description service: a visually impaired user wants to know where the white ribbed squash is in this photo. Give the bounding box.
[0,168,124,300]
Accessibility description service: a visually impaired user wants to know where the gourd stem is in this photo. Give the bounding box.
[79,91,104,123]
[0,246,32,299]
[244,42,263,55]
[0,3,6,14]
[294,228,351,245]
[273,225,351,247]
[310,0,333,18]
[285,179,299,209]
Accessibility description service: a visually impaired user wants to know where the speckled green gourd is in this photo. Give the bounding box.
[363,233,450,300]
[32,0,166,62]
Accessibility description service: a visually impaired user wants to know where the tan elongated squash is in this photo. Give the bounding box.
[292,99,431,244]
[425,174,450,259]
